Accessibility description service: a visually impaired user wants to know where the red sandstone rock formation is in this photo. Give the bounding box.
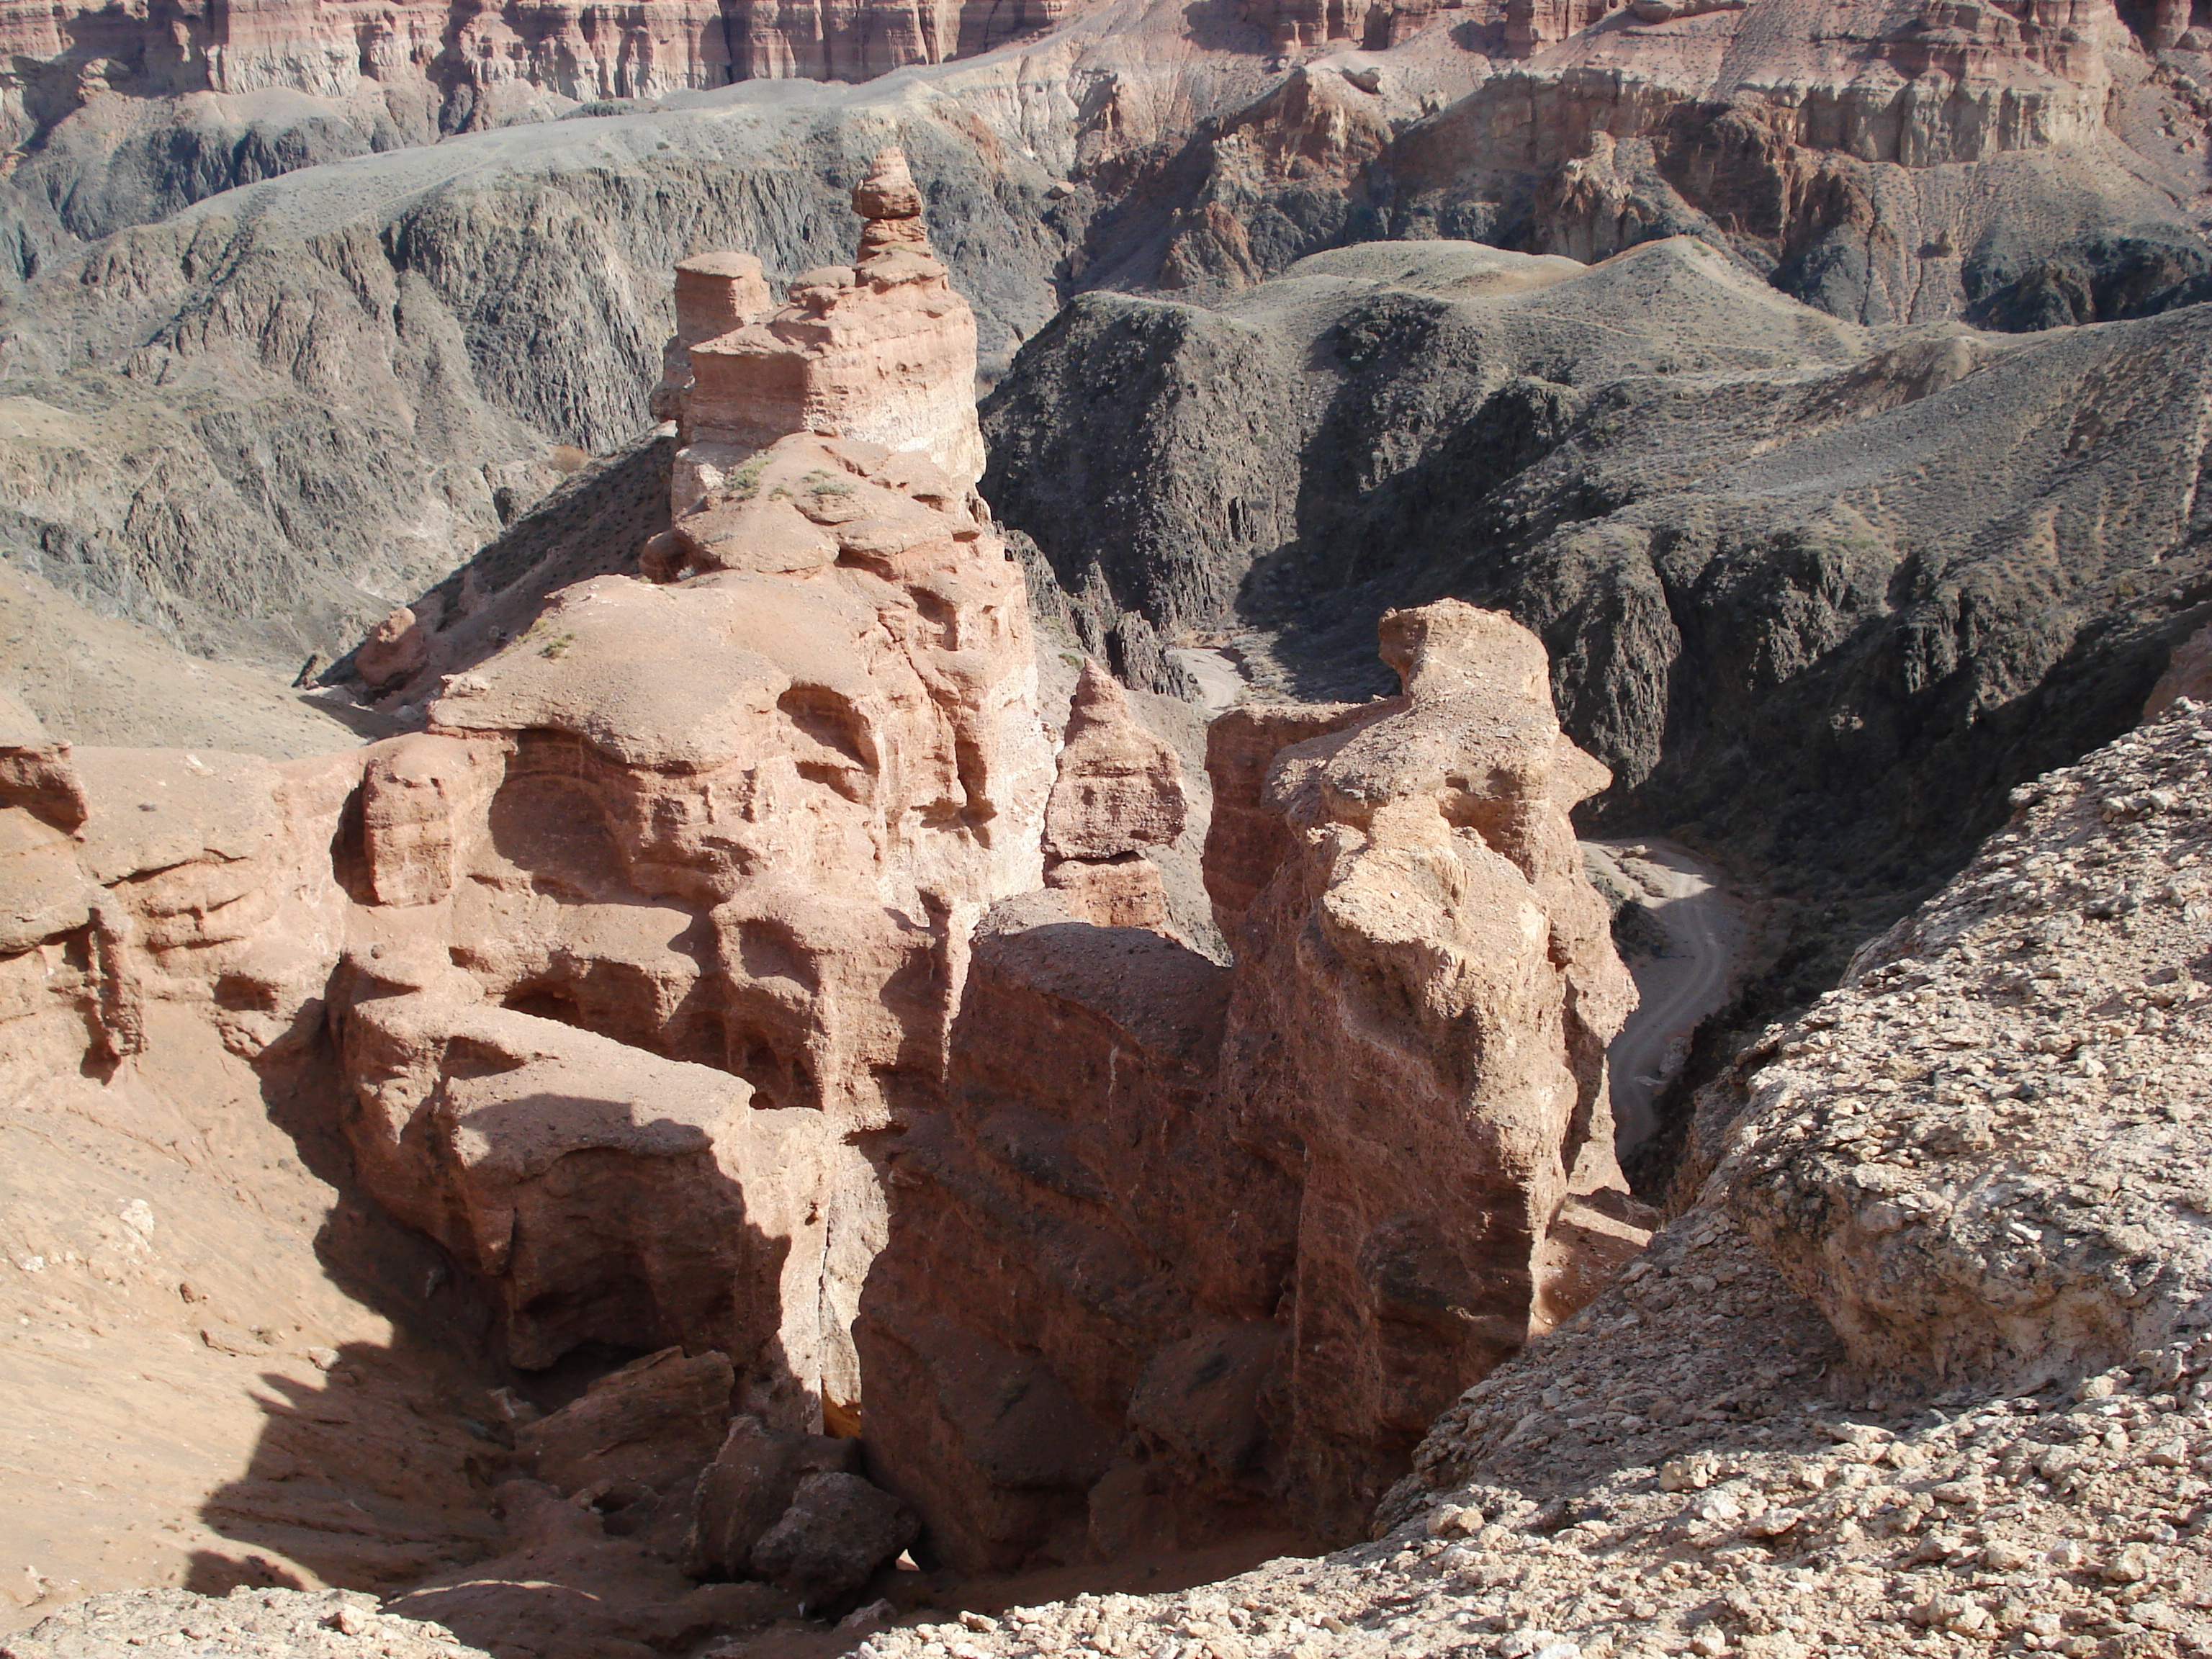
[0,168,1048,1449]
[1206,602,1645,1524]
[1042,660,1188,930]
[671,149,987,509]
[0,0,1087,161]
[858,600,1648,1564]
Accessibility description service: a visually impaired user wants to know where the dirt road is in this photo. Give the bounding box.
[1584,839,1746,1154]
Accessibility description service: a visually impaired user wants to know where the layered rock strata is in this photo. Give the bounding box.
[1041,660,1190,930]
[670,148,988,513]
[858,600,1646,1563]
[0,168,1051,1462]
[851,707,2212,1659]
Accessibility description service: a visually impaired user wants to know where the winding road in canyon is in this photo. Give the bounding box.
[1586,839,1747,1154]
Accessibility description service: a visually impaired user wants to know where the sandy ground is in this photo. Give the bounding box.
[1584,838,1748,1152]
[0,565,396,759]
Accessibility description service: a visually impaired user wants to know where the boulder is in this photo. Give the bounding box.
[357,601,441,691]
[683,1417,863,1579]
[518,1348,735,1498]
[747,1472,918,1606]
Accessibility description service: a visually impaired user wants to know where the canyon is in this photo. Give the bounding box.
[1,0,2212,1655]
[5,158,1654,1656]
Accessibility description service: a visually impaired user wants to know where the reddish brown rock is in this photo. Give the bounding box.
[747,1472,918,1605]
[0,687,88,832]
[676,148,986,510]
[858,889,1257,1570]
[1038,659,1188,935]
[1045,661,1188,860]
[655,253,777,428]
[520,1347,737,1499]
[1210,601,1644,1527]
[684,1418,864,1581]
[858,602,1645,1566]
[356,598,443,692]
[1044,853,1173,931]
[360,732,505,907]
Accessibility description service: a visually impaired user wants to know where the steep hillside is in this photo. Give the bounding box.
[9,0,2212,680]
[985,238,2212,998]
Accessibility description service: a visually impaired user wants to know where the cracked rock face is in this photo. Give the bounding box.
[855,708,2212,1659]
[858,601,1647,1564]
[673,148,988,508]
[1206,601,1645,1527]
[1707,699,2212,1397]
[0,186,1052,1452]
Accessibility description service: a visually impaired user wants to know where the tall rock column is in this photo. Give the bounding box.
[672,147,987,516]
[857,602,1647,1565]
[1205,600,1647,1529]
[323,169,1051,1431]
[1042,660,1189,931]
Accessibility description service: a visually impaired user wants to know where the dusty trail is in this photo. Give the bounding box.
[1167,645,1246,711]
[1585,838,1747,1154]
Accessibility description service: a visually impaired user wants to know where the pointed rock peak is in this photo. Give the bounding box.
[1067,656,1135,731]
[853,146,922,223]
[854,146,937,268]
[1046,659,1188,860]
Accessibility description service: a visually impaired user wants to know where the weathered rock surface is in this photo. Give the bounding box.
[859,601,1645,1565]
[684,1417,866,1580]
[322,203,1052,1421]
[856,700,2212,1659]
[9,0,2212,693]
[0,217,1046,1645]
[1705,699,2212,1396]
[748,1471,920,1605]
[675,147,987,498]
[1045,661,1188,860]
[0,95,1070,673]
[0,1588,491,1658]
[1040,659,1188,930]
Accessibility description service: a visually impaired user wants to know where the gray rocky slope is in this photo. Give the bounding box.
[15,0,2212,685]
[0,71,1079,670]
[983,238,2212,996]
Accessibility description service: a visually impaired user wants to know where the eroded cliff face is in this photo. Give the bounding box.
[0,156,1051,1462]
[982,237,2212,1014]
[9,0,2212,691]
[0,174,1659,1627]
[858,598,1647,1564]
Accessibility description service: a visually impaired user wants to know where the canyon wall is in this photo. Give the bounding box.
[858,598,1647,1562]
[9,0,2212,682]
[0,157,1051,1449]
[0,179,1655,1614]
